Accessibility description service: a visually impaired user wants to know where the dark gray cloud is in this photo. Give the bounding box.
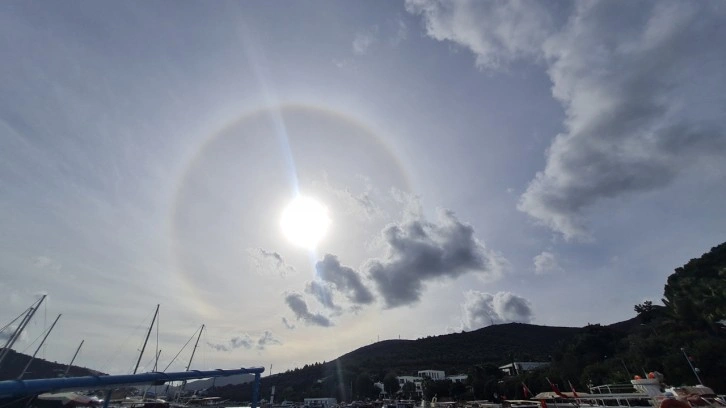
[305,280,340,310]
[461,291,534,330]
[256,330,281,349]
[316,255,375,305]
[281,317,295,330]
[284,293,333,327]
[206,341,229,352]
[247,248,296,277]
[407,0,726,240]
[207,331,282,351]
[230,335,253,349]
[366,209,505,308]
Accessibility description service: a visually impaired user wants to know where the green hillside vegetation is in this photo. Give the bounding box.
[212,242,726,402]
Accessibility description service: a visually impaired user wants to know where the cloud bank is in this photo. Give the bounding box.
[407,0,726,240]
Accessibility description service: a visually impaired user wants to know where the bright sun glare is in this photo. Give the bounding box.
[280,195,331,249]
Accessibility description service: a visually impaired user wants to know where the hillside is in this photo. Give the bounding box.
[0,348,103,380]
[335,323,580,374]
[212,322,582,402]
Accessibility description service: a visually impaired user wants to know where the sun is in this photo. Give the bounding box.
[280,195,331,249]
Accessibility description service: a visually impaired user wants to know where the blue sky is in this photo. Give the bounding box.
[1,1,725,374]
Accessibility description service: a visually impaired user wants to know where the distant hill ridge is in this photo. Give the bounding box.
[0,348,103,381]
[210,320,632,402]
[334,322,584,373]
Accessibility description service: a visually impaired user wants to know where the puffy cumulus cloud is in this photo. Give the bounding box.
[316,255,375,305]
[533,251,563,275]
[207,331,281,352]
[407,0,726,240]
[284,293,333,327]
[305,280,340,311]
[367,209,506,308]
[247,248,296,277]
[461,291,534,330]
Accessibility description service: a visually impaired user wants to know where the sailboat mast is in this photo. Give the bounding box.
[134,304,159,375]
[19,313,62,379]
[64,340,84,377]
[186,324,204,371]
[178,324,204,397]
[0,295,47,369]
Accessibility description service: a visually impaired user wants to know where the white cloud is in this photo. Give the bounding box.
[405,0,556,70]
[461,290,534,330]
[533,251,563,275]
[406,0,726,240]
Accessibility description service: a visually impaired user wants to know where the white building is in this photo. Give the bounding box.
[499,362,549,376]
[304,398,337,407]
[446,374,468,383]
[396,376,424,396]
[417,370,446,381]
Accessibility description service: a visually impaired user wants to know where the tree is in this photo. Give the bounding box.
[662,242,726,331]
[355,374,376,400]
[450,381,467,400]
[401,381,417,399]
[383,372,400,396]
[634,300,656,324]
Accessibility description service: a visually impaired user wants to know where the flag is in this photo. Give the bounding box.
[522,383,533,399]
[568,381,579,399]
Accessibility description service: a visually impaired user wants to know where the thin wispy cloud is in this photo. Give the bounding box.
[247,248,296,277]
[207,331,282,351]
